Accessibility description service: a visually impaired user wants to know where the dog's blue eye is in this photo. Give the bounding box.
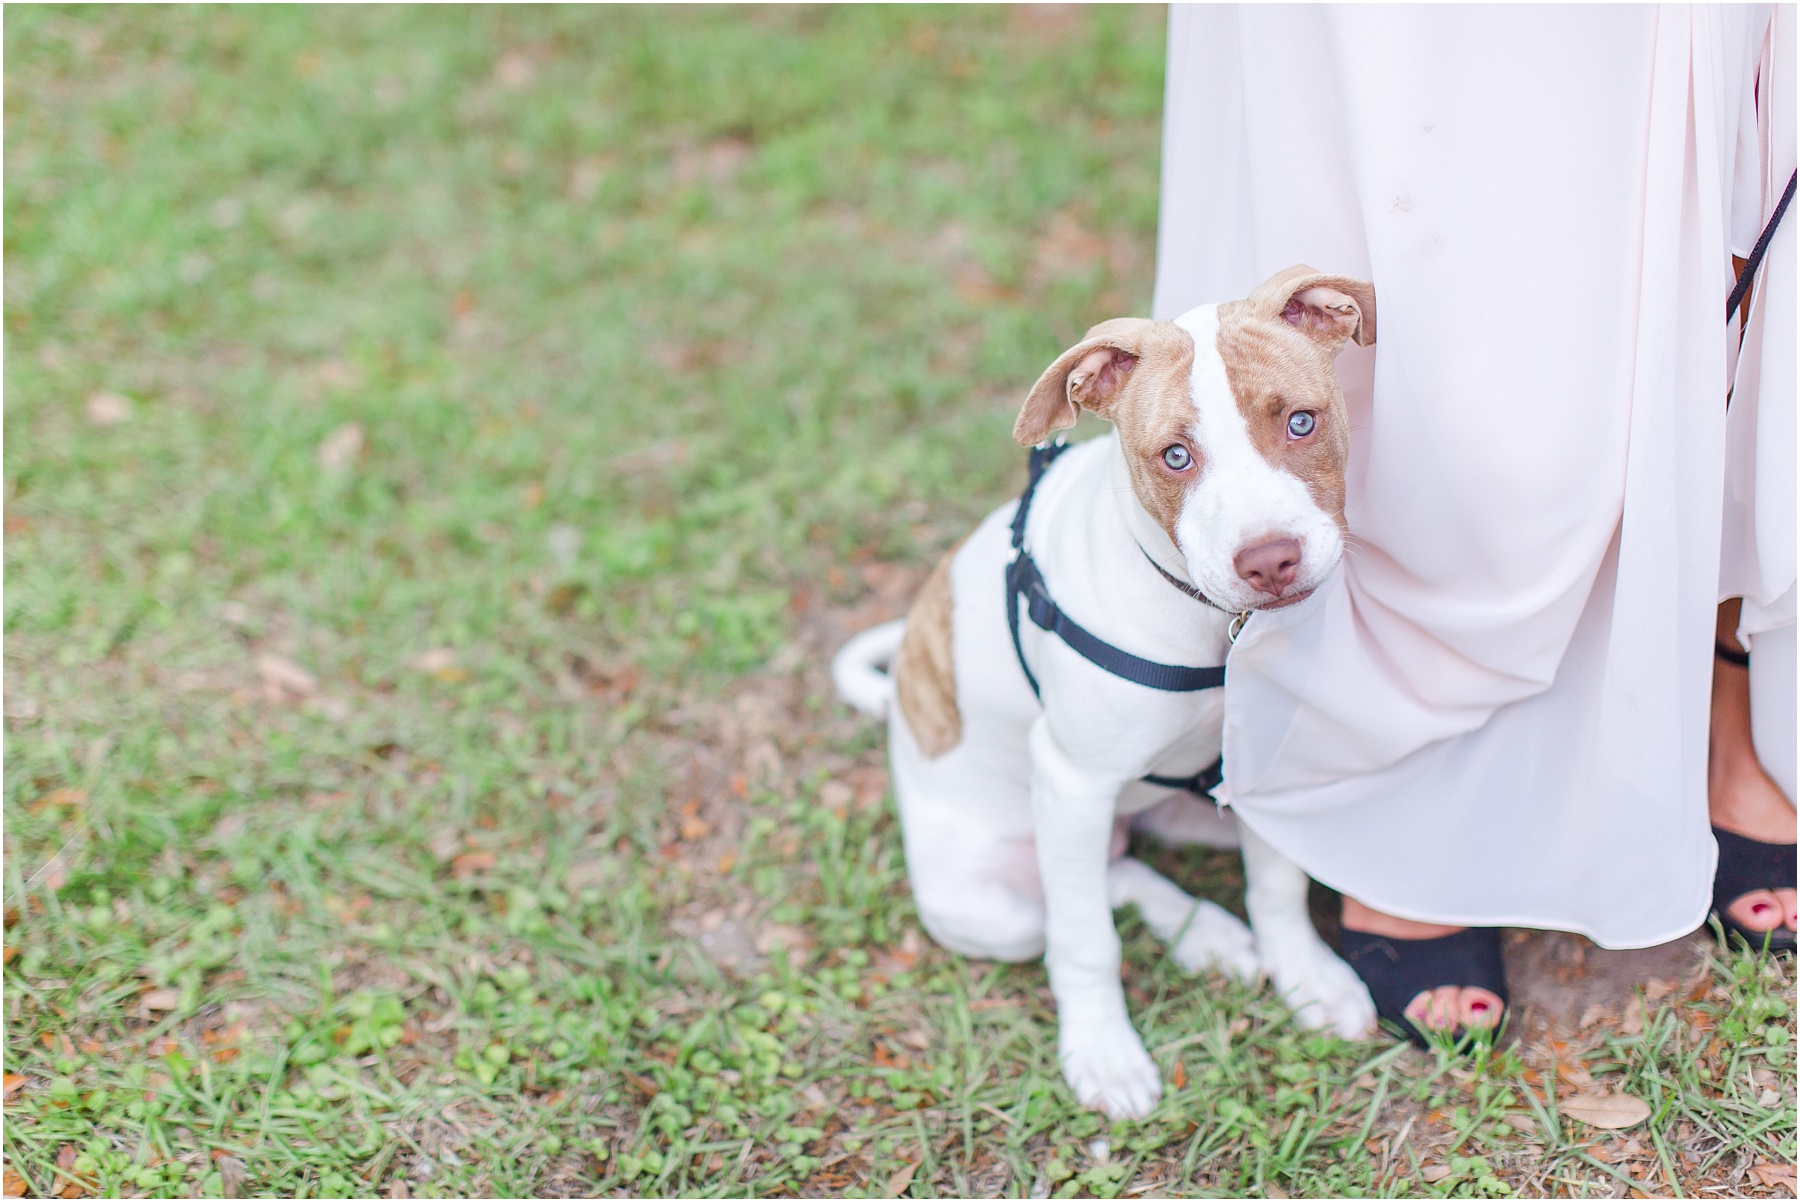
[1162,445,1192,471]
[1287,411,1317,439]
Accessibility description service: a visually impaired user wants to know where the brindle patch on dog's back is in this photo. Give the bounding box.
[894,544,962,757]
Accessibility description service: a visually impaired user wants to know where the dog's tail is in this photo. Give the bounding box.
[831,619,906,719]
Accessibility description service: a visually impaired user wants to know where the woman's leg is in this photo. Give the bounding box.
[1710,599,1798,933]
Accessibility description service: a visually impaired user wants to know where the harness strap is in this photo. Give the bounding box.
[1005,441,1071,699]
[1141,758,1224,798]
[1005,440,1228,799]
[1010,551,1228,693]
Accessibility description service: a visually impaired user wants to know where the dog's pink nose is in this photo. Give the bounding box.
[1234,538,1301,596]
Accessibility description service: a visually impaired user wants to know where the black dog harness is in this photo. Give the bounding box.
[1004,440,1232,798]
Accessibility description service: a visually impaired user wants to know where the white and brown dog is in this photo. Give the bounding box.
[833,266,1379,1118]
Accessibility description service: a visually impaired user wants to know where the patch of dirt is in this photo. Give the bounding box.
[1502,927,1712,1044]
[630,568,921,978]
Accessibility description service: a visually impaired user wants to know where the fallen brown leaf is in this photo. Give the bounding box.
[317,422,364,472]
[884,1161,918,1198]
[1556,1060,1595,1090]
[410,647,457,673]
[1561,1091,1651,1130]
[871,1045,912,1070]
[1420,1165,1452,1183]
[679,815,710,841]
[3,1074,28,1098]
[1171,1060,1187,1089]
[255,654,317,697]
[216,1155,247,1198]
[54,1144,87,1197]
[451,852,496,878]
[84,391,132,427]
[140,988,180,1011]
[819,780,854,815]
[2,1168,26,1197]
[426,829,463,862]
[1752,1164,1798,1193]
[1033,211,1108,278]
[29,788,85,813]
[755,923,813,955]
[2,947,16,966]
[493,51,535,89]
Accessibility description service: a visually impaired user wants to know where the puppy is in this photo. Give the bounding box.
[834,266,1379,1117]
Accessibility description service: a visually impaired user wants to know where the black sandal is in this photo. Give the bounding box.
[1338,925,1509,1047]
[1712,827,1797,953]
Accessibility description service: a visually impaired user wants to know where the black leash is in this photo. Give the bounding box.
[1716,170,1794,668]
[1005,440,1227,798]
[1725,170,1795,416]
[1727,170,1795,321]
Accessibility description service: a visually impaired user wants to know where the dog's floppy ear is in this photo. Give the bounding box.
[1247,264,1376,353]
[1013,317,1156,447]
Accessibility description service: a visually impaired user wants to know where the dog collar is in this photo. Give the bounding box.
[1137,544,1253,641]
[1136,544,1236,614]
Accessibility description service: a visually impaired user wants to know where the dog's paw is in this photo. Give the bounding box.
[1059,1016,1162,1119]
[1170,901,1259,981]
[1261,933,1377,1039]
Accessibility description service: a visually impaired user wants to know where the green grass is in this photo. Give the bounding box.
[4,6,1794,1198]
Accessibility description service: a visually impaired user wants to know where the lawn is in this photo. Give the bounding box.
[3,6,1794,1199]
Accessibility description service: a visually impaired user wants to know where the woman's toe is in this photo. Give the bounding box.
[1778,888,1798,931]
[1405,986,1462,1031]
[1458,988,1504,1029]
[1728,889,1788,933]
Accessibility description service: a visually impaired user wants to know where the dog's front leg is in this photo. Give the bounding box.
[1028,718,1161,1119]
[1239,822,1376,1038]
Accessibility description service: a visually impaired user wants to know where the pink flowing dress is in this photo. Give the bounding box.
[1154,5,1794,947]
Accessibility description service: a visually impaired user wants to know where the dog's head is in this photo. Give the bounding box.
[1013,265,1373,612]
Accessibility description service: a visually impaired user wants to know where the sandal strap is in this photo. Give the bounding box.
[1715,640,1752,668]
[1712,827,1797,952]
[1338,925,1508,1045]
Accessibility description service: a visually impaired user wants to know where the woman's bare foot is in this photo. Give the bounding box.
[1340,897,1506,1032]
[1710,600,1798,934]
